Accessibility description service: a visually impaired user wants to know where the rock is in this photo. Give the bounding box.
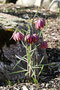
[22,86,28,90]
[5,0,17,3]
[30,85,34,90]
[41,83,45,87]
[42,0,51,9]
[34,0,41,7]
[49,0,60,12]
[16,0,51,8]
[0,13,25,28]
[0,0,60,12]
[16,0,35,7]
[16,0,60,12]
[42,89,47,90]
[0,0,6,3]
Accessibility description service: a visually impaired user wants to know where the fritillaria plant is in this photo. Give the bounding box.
[12,18,48,83]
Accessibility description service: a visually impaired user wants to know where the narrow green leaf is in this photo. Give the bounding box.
[13,55,27,69]
[21,41,27,49]
[34,7,40,17]
[39,30,43,37]
[17,65,27,70]
[22,28,29,33]
[32,66,41,69]
[32,77,38,84]
[38,63,56,66]
[15,55,27,62]
[27,23,30,34]
[6,80,11,86]
[39,56,44,64]
[38,65,44,76]
[27,45,31,64]
[10,70,27,74]
[31,70,35,77]
[25,72,29,76]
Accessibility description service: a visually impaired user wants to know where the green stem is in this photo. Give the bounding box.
[26,43,32,79]
[29,44,32,78]
[26,43,29,78]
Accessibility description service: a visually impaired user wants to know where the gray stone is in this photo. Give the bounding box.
[42,0,51,9]
[16,0,51,8]
[0,0,6,3]
[16,0,60,12]
[0,13,25,28]
[49,0,60,12]
[22,86,28,90]
[34,0,41,7]
[0,0,60,12]
[16,0,35,6]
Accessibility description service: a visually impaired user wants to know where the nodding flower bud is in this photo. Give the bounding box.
[25,34,32,44]
[25,34,39,44]
[13,32,23,41]
[32,34,39,43]
[35,18,45,30]
[40,41,48,49]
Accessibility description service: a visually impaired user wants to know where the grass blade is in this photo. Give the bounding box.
[13,55,27,69]
[10,70,28,74]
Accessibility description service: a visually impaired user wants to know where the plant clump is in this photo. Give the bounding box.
[12,17,49,83]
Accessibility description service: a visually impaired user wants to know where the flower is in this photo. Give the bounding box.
[32,34,39,43]
[25,34,32,44]
[25,34,39,44]
[35,18,45,30]
[13,32,23,41]
[40,41,48,49]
